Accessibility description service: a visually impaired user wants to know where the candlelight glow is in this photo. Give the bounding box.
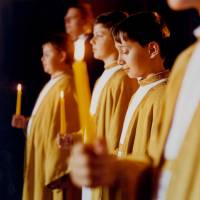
[60,90,66,135]
[74,38,85,61]
[17,83,22,91]
[60,90,64,98]
[16,83,22,115]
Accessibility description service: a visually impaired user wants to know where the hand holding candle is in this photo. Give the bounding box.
[60,90,67,135]
[16,83,22,115]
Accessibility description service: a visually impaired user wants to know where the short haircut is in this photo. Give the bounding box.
[112,11,170,58]
[43,33,73,64]
[95,11,128,30]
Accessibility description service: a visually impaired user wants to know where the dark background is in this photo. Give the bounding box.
[0,0,199,199]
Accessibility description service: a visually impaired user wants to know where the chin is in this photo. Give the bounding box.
[43,68,49,74]
[93,53,101,60]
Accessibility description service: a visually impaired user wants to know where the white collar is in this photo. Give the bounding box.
[193,25,200,38]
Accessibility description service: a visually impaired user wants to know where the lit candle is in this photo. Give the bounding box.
[60,90,67,135]
[72,38,96,144]
[16,83,22,115]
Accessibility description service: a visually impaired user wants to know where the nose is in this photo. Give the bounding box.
[41,56,45,63]
[117,55,125,66]
[90,36,95,45]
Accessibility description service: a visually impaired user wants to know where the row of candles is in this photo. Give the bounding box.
[15,39,95,143]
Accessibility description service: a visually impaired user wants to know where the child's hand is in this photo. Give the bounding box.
[11,114,27,129]
[57,133,74,151]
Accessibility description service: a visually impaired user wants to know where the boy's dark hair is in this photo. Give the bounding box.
[112,11,170,58]
[95,11,128,30]
[43,33,67,51]
[43,33,73,65]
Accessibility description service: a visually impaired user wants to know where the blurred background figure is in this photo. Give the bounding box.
[12,33,80,200]
[64,2,104,90]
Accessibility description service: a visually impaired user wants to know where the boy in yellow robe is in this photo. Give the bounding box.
[12,34,80,200]
[64,3,104,91]
[59,11,138,153]
[152,0,200,199]
[69,12,170,199]
[69,3,200,200]
[113,12,170,160]
[89,11,138,152]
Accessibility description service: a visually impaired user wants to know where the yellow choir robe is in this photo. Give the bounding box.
[122,43,198,200]
[95,68,138,152]
[22,71,80,200]
[90,67,137,200]
[100,43,199,200]
[118,70,169,161]
[150,42,200,200]
[95,71,169,200]
[148,43,197,167]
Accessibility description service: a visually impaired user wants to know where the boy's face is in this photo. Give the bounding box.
[41,43,64,75]
[90,23,117,61]
[115,38,151,78]
[167,0,200,10]
[64,8,84,37]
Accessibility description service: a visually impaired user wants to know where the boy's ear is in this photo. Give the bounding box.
[59,51,67,62]
[147,42,160,59]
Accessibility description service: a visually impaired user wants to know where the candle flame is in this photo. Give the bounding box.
[60,90,64,98]
[74,38,85,61]
[17,84,22,91]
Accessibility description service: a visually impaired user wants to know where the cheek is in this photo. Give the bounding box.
[95,40,107,55]
[70,20,78,28]
[46,58,52,64]
[123,53,135,66]
[45,57,55,66]
[133,50,147,64]
[96,39,105,48]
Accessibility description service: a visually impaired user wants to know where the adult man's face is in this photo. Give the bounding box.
[64,7,84,38]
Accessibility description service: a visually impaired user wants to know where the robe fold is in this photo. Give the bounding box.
[118,71,169,161]
[87,65,138,200]
[98,42,200,200]
[94,68,138,152]
[92,71,169,200]
[23,71,80,200]
[154,42,200,200]
[148,44,196,167]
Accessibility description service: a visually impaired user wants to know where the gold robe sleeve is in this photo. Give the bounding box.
[95,71,169,200]
[154,43,200,200]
